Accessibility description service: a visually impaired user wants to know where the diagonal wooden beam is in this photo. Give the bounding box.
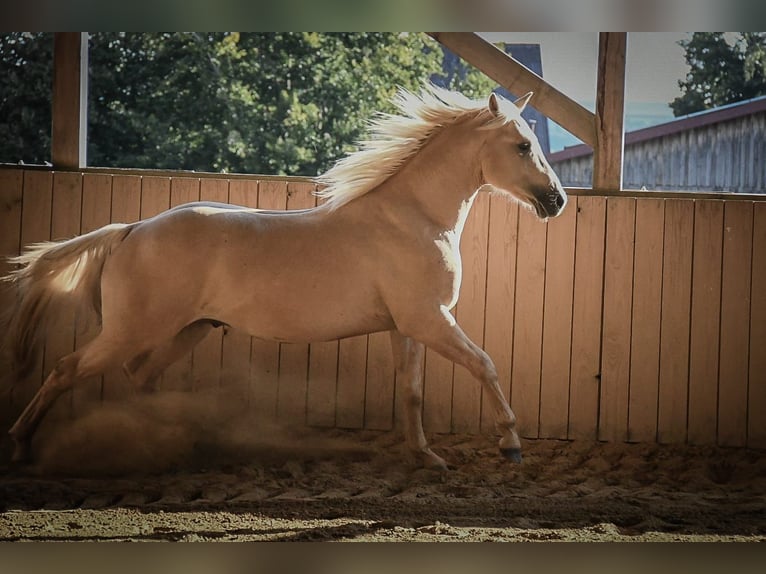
[427,32,597,148]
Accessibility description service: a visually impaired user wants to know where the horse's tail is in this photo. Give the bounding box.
[1,222,136,381]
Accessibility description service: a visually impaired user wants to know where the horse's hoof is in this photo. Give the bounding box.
[420,449,450,472]
[500,447,522,463]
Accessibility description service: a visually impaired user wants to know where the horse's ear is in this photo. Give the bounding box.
[514,92,533,112]
[488,92,500,116]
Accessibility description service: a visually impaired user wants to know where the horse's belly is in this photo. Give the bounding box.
[206,287,394,343]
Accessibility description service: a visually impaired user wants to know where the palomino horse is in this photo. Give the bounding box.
[2,85,566,468]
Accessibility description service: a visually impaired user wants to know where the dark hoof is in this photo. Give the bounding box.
[500,447,522,463]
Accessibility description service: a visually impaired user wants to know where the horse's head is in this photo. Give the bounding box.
[479,92,567,220]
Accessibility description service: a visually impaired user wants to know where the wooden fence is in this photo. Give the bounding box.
[1,167,765,448]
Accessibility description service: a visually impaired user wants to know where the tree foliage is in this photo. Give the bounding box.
[0,33,53,165]
[0,32,494,175]
[671,32,766,116]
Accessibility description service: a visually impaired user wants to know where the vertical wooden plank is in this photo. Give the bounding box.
[510,207,547,438]
[717,201,753,447]
[627,198,665,442]
[13,171,52,413]
[452,193,490,434]
[139,176,170,220]
[481,196,519,433]
[0,170,24,426]
[593,32,627,192]
[364,331,395,430]
[749,203,766,449]
[192,178,230,396]
[539,201,576,439]
[162,177,201,393]
[248,180,285,422]
[307,339,338,428]
[335,335,368,429]
[657,199,694,444]
[688,199,723,445]
[568,196,606,440]
[102,175,141,402]
[44,172,83,422]
[222,180,259,414]
[276,182,315,426]
[170,177,200,210]
[599,197,635,442]
[71,174,112,414]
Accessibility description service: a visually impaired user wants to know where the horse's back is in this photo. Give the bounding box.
[100,199,392,342]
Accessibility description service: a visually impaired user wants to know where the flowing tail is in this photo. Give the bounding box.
[1,222,136,381]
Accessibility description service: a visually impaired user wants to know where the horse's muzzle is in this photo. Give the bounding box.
[532,185,567,219]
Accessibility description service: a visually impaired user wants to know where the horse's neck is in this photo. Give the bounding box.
[370,123,484,234]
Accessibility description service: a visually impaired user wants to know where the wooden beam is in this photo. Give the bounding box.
[593,33,627,192]
[52,32,88,169]
[427,32,596,148]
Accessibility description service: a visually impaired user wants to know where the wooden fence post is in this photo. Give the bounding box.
[52,32,88,169]
[593,33,627,192]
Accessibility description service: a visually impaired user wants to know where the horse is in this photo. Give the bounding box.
[1,84,566,468]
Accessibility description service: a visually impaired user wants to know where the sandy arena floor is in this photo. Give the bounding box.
[0,394,764,542]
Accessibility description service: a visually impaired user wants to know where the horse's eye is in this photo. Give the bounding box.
[518,141,531,153]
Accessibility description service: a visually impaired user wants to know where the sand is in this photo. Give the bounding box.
[0,392,764,542]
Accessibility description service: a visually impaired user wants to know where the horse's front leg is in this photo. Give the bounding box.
[389,330,448,471]
[399,311,522,463]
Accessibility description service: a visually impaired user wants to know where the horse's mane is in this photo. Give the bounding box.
[315,84,512,209]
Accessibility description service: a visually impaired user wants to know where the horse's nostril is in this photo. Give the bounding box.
[555,194,566,209]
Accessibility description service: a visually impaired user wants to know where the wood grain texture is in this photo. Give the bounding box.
[657,199,694,444]
[593,33,627,192]
[599,197,635,442]
[627,198,664,442]
[568,196,606,440]
[749,203,766,448]
[717,201,753,447]
[688,200,724,445]
[539,201,576,439]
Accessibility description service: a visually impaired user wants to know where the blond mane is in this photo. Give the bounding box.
[315,84,513,209]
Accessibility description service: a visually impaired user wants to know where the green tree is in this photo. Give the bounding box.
[671,32,766,116]
[1,33,494,175]
[0,33,52,164]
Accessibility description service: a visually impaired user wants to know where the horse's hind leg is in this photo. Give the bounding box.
[123,320,215,392]
[389,330,448,470]
[8,335,131,463]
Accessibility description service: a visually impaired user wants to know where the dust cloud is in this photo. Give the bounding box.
[31,389,370,477]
